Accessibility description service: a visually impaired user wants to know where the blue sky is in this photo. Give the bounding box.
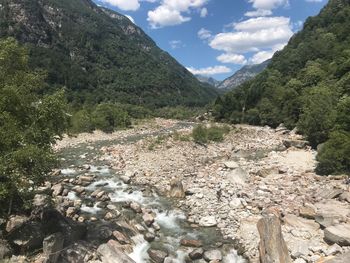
[94,0,328,80]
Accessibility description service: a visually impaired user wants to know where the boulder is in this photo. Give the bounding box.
[199,216,217,227]
[257,214,292,263]
[142,213,155,227]
[315,200,350,228]
[120,176,131,184]
[168,179,185,198]
[189,248,204,260]
[112,231,130,244]
[339,192,350,203]
[222,168,248,185]
[144,232,155,242]
[324,224,350,246]
[283,214,320,233]
[299,205,317,219]
[203,250,222,262]
[33,194,51,209]
[282,140,309,149]
[98,240,136,263]
[322,251,350,263]
[148,249,168,263]
[130,202,142,213]
[6,215,28,232]
[42,233,64,263]
[180,239,202,247]
[51,184,64,197]
[224,161,239,169]
[0,239,12,260]
[60,241,96,263]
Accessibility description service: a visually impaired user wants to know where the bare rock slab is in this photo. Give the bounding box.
[324,224,350,246]
[257,214,292,263]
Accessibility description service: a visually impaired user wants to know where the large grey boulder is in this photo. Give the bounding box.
[98,240,136,263]
[257,214,292,263]
[324,224,350,246]
[42,233,64,263]
[315,200,350,228]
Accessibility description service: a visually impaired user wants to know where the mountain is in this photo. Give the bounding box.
[195,75,220,87]
[213,0,350,175]
[0,0,217,107]
[217,60,270,90]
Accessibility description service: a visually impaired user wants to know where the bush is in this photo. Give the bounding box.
[316,131,350,175]
[70,109,94,133]
[192,124,230,144]
[92,103,131,133]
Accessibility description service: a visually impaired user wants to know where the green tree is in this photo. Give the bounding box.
[0,38,69,215]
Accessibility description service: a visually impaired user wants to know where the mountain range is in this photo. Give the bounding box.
[0,0,217,108]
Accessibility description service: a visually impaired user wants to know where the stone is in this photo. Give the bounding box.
[257,214,292,263]
[130,202,142,213]
[299,206,317,219]
[325,244,342,256]
[283,214,320,233]
[339,192,350,203]
[316,189,343,200]
[51,184,64,197]
[222,168,248,185]
[144,232,155,242]
[199,216,217,227]
[6,215,28,232]
[229,198,242,209]
[66,207,77,218]
[168,179,186,198]
[120,176,131,184]
[322,251,350,263]
[315,200,350,228]
[60,241,95,263]
[282,140,309,149]
[42,233,64,263]
[0,239,12,260]
[189,248,204,260]
[142,213,155,226]
[203,250,222,262]
[224,161,239,169]
[98,240,136,263]
[324,224,350,246]
[112,231,130,244]
[180,239,202,247]
[148,249,168,263]
[33,194,51,209]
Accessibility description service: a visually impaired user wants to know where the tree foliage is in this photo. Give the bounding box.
[0,38,69,214]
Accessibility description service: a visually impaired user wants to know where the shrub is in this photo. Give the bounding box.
[70,109,94,133]
[192,124,230,144]
[316,131,350,175]
[192,125,208,144]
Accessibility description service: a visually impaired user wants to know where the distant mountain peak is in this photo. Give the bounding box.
[195,74,220,87]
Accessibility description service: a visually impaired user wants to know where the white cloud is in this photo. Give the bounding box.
[187,65,232,75]
[245,9,272,17]
[306,0,323,2]
[169,40,184,49]
[147,0,209,28]
[101,0,140,11]
[210,17,292,53]
[217,53,247,65]
[245,0,289,17]
[249,50,274,64]
[125,15,135,24]
[200,7,208,18]
[198,28,212,40]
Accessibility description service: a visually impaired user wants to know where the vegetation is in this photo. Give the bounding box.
[0,0,217,108]
[213,0,350,175]
[192,125,230,144]
[0,38,69,215]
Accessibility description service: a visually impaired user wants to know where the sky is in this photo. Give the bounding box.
[94,0,328,80]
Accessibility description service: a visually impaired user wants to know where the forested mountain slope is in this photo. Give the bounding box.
[213,0,350,175]
[0,0,217,107]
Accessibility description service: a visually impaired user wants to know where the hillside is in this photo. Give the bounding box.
[213,0,350,175]
[0,0,217,107]
[217,60,270,90]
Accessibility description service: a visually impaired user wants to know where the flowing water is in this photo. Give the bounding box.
[57,125,246,263]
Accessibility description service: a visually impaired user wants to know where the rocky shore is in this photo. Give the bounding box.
[1,119,349,263]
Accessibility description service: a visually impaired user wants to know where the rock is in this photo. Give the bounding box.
[282,140,309,149]
[0,239,12,260]
[144,232,155,242]
[98,240,136,263]
[222,168,248,185]
[51,184,64,197]
[283,214,320,233]
[72,186,85,195]
[121,176,131,184]
[316,189,343,200]
[148,249,168,263]
[60,241,95,263]
[199,216,217,227]
[299,205,317,219]
[325,244,342,256]
[203,250,222,262]
[42,233,64,263]
[189,248,204,260]
[324,224,350,246]
[315,200,350,228]
[66,207,77,218]
[6,215,28,232]
[142,213,155,227]
[112,231,130,244]
[322,251,350,262]
[224,161,239,169]
[229,198,242,209]
[180,239,202,247]
[257,214,292,263]
[130,202,142,213]
[339,192,350,203]
[33,194,51,209]
[168,179,185,198]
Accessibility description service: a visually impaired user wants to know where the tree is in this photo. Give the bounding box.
[0,38,69,215]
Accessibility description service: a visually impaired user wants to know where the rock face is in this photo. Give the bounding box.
[168,179,185,198]
[98,240,136,263]
[42,233,64,263]
[257,215,292,263]
[324,224,350,246]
